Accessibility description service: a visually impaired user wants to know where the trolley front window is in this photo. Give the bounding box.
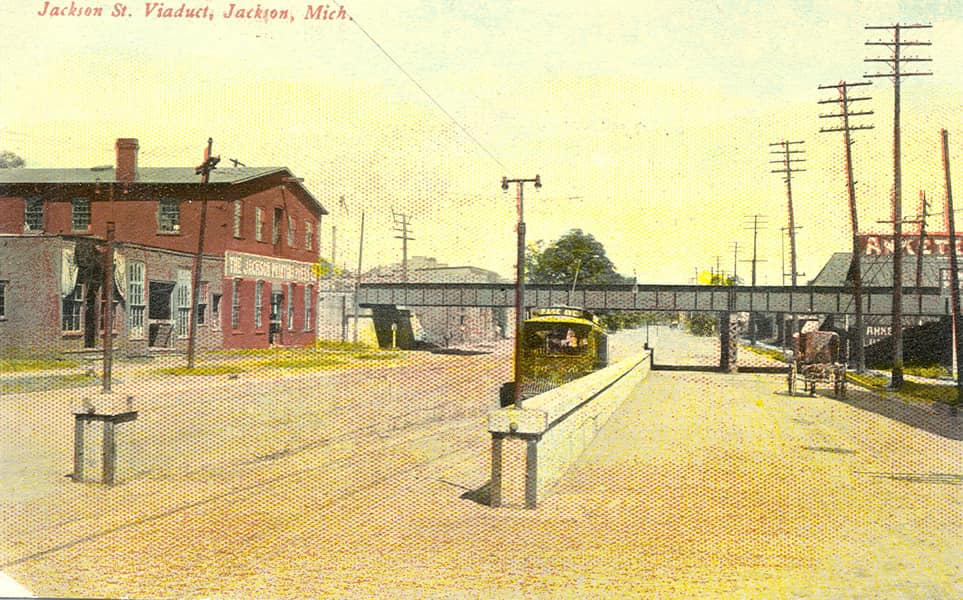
[524,323,591,355]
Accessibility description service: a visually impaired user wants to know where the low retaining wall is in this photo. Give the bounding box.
[487,350,652,508]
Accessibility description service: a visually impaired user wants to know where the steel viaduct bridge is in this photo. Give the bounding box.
[358,282,951,370]
[358,282,949,316]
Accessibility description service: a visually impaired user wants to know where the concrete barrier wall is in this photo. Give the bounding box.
[487,350,652,508]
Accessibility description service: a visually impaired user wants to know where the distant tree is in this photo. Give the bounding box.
[526,229,639,330]
[526,229,628,286]
[0,151,25,168]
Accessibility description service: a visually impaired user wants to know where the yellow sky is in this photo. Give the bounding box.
[2,1,963,284]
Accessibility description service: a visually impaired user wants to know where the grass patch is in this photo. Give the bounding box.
[740,345,787,362]
[0,357,81,373]
[158,365,246,376]
[353,351,402,361]
[253,356,345,370]
[847,371,959,405]
[314,340,371,352]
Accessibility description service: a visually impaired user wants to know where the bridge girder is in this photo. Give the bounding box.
[356,282,951,317]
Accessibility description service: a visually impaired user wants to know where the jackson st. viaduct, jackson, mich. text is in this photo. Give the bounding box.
[36,2,351,21]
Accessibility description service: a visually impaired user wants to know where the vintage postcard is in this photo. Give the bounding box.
[1,1,961,598]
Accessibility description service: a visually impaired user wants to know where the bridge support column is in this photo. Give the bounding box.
[719,312,738,373]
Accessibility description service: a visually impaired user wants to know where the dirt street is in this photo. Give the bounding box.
[1,328,961,598]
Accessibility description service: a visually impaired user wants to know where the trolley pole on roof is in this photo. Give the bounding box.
[187,138,220,370]
[502,174,541,410]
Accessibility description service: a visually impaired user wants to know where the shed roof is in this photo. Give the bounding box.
[810,251,951,288]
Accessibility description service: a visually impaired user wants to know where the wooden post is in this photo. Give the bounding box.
[490,434,503,508]
[524,437,538,509]
[72,416,85,482]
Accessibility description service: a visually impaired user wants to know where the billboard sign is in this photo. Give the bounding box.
[859,233,963,257]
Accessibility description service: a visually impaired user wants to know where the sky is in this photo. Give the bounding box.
[2,0,963,285]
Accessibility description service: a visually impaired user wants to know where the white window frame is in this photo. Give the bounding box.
[127,261,146,339]
[24,196,43,232]
[211,293,222,330]
[255,207,264,242]
[304,220,312,250]
[231,279,241,329]
[71,197,90,231]
[255,280,263,329]
[174,270,192,338]
[62,283,84,332]
[159,198,180,233]
[287,283,295,330]
[233,200,243,238]
[303,284,312,331]
[287,215,295,247]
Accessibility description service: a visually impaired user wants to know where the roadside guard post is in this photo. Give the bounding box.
[72,396,138,486]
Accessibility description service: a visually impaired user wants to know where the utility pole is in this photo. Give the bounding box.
[187,138,219,370]
[102,222,115,393]
[914,190,931,291]
[770,140,806,343]
[942,129,962,404]
[730,242,739,284]
[865,22,932,389]
[392,210,414,284]
[818,79,874,373]
[741,215,768,344]
[353,211,365,343]
[501,174,542,410]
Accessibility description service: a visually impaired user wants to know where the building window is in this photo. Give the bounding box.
[231,279,241,329]
[159,198,180,233]
[62,284,83,332]
[71,197,90,231]
[196,282,208,325]
[304,221,313,250]
[24,197,43,232]
[175,269,191,338]
[287,215,295,247]
[127,261,146,338]
[273,208,283,245]
[0,281,6,319]
[287,283,295,330]
[233,200,243,238]
[255,207,264,242]
[304,285,312,330]
[255,281,264,329]
[211,293,222,330]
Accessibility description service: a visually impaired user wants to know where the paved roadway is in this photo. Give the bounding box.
[0,328,960,598]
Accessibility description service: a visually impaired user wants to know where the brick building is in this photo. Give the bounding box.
[0,138,327,356]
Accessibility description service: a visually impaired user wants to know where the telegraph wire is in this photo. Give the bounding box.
[336,3,508,171]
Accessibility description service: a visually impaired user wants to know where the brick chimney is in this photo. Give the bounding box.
[115,138,139,183]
